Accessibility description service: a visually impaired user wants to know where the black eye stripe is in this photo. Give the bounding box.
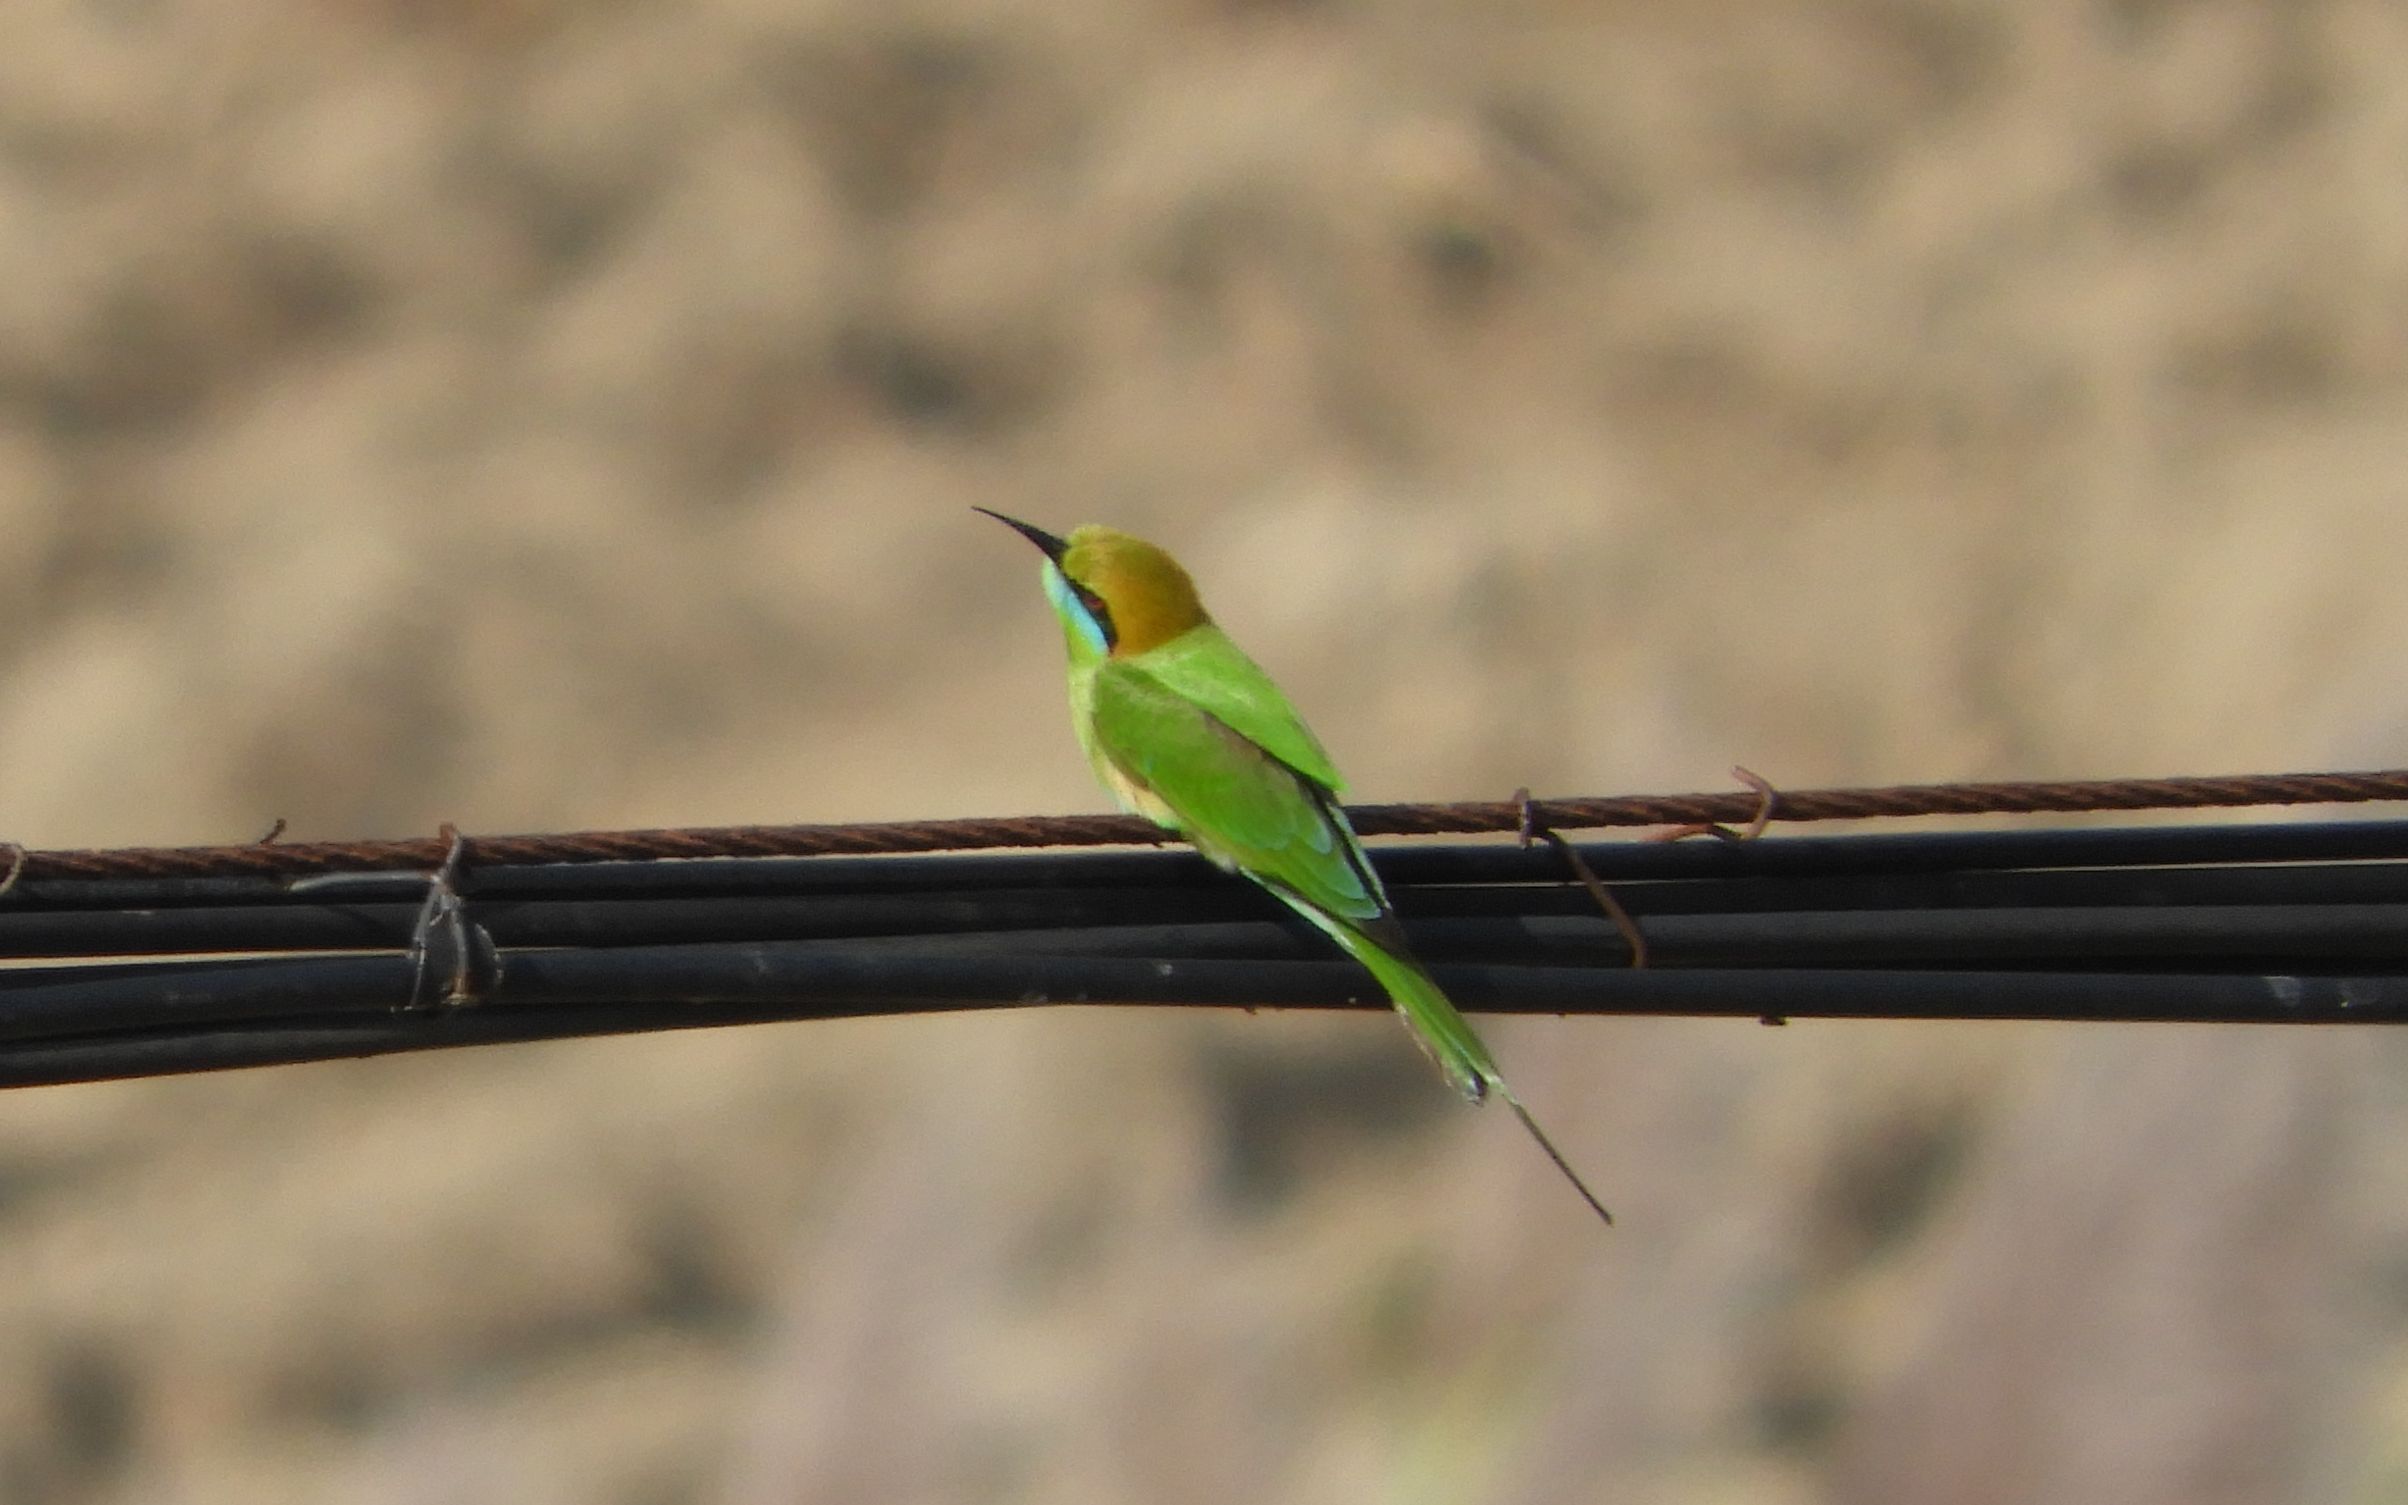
[1073,584,1118,649]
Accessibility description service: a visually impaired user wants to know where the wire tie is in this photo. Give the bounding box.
[405,824,501,1011]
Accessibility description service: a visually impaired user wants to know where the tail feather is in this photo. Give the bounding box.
[1290,898,1613,1224]
[1329,918,1497,1106]
[1500,1091,1614,1226]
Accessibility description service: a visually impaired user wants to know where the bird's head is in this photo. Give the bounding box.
[976,510,1208,659]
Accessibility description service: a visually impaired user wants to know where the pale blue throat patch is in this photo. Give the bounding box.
[1044,561,1111,658]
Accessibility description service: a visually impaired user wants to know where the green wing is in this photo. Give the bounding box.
[1088,653,1512,1110]
[1087,654,1380,924]
[1092,643,1618,1224]
[1121,625,1346,794]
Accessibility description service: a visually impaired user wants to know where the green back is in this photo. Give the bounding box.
[1081,622,1539,1124]
[1086,630,1382,925]
[1122,625,1345,794]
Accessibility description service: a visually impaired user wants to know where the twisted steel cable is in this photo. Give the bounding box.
[11,767,2408,883]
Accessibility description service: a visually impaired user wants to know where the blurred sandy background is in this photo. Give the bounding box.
[0,0,2406,1501]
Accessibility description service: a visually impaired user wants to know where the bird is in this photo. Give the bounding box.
[977,509,1610,1223]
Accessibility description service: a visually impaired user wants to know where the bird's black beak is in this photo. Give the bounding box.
[972,507,1069,563]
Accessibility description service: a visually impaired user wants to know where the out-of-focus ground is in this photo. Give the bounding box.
[0,1,2405,1501]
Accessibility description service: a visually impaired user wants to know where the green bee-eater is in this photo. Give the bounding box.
[978,510,1610,1223]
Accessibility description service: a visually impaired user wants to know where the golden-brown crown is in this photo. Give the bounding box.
[1059,526,1210,655]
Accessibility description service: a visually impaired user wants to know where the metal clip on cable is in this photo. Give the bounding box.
[405,824,501,1011]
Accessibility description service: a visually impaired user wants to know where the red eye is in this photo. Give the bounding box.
[1073,585,1118,649]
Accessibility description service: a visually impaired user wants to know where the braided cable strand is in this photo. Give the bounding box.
[10,768,2408,883]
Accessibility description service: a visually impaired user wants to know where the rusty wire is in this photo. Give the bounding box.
[7,766,2408,884]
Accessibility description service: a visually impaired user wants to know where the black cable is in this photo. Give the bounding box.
[0,952,2396,1089]
[9,817,2408,912]
[10,838,2408,963]
[0,817,2405,1088]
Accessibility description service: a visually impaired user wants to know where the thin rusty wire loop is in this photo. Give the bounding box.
[1514,786,1652,969]
[1624,768,1795,1013]
[6,766,2408,884]
[1646,766,1782,845]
